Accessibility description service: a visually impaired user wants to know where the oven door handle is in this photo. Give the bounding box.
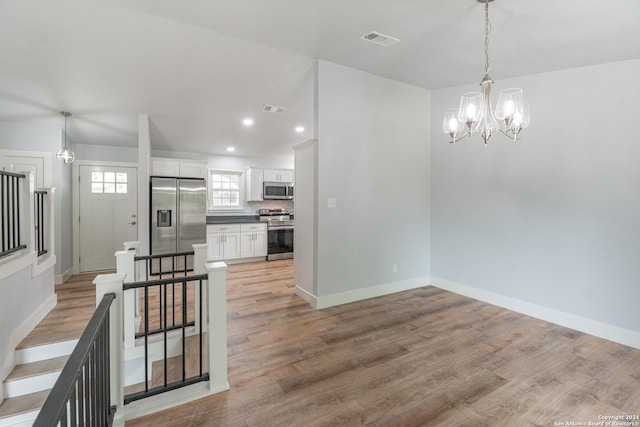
[268,226,294,231]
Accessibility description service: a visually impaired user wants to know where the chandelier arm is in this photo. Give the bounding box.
[449,131,470,145]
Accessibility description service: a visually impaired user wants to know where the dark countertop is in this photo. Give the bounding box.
[206,215,262,224]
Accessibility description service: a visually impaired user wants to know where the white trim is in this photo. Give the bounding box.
[55,265,73,285]
[291,138,315,151]
[0,252,35,282]
[72,160,139,274]
[312,277,429,310]
[430,276,640,350]
[32,254,56,278]
[295,285,318,308]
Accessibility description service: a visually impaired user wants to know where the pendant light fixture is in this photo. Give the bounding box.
[56,111,76,164]
[443,0,530,146]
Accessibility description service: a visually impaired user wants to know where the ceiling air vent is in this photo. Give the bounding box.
[360,31,401,47]
[263,104,286,114]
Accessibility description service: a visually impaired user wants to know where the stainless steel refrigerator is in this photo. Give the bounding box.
[150,177,206,261]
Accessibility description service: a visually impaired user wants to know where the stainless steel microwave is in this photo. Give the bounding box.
[263,181,294,200]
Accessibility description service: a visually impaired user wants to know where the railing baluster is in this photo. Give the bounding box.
[33,294,116,427]
[199,277,203,378]
[144,286,149,393]
[0,171,28,258]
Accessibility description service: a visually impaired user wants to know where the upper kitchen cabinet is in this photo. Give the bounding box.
[245,167,264,202]
[150,158,208,179]
[263,169,294,183]
[245,167,294,202]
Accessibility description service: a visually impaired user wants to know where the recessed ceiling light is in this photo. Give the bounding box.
[226,146,236,152]
[243,118,254,126]
[295,126,305,133]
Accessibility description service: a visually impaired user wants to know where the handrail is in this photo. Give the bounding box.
[33,293,117,427]
[133,250,195,261]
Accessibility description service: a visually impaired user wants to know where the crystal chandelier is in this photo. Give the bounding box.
[56,111,76,164]
[443,0,530,145]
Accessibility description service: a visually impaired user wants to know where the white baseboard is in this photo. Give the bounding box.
[55,266,73,285]
[310,277,429,310]
[430,276,640,350]
[295,285,318,308]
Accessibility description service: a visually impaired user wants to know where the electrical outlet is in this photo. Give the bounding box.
[392,264,398,273]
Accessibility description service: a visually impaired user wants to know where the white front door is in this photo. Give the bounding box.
[79,165,138,272]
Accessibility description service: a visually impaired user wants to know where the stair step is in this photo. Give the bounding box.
[3,356,68,398]
[15,339,77,364]
[0,389,48,425]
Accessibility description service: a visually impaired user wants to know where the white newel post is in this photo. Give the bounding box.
[206,261,229,392]
[192,243,208,333]
[116,250,136,349]
[94,273,126,427]
[122,241,141,325]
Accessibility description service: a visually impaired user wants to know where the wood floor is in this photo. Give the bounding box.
[126,260,640,426]
[17,273,100,349]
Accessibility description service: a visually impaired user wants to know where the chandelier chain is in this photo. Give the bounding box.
[484,1,491,75]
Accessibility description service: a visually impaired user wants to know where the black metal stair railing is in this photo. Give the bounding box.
[0,170,27,258]
[33,293,117,427]
[34,190,48,257]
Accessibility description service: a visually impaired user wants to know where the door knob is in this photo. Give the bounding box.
[129,221,137,225]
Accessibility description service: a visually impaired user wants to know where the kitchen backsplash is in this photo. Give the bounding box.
[209,200,294,216]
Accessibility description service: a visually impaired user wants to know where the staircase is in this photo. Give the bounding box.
[0,274,98,426]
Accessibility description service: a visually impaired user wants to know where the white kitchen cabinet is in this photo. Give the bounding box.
[240,223,267,258]
[263,169,293,183]
[179,161,208,179]
[151,158,207,179]
[206,224,241,261]
[245,167,264,202]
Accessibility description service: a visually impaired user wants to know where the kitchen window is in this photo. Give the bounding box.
[209,169,243,210]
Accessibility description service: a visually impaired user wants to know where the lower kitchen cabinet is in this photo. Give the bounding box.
[206,223,266,261]
[240,223,267,258]
[206,224,241,261]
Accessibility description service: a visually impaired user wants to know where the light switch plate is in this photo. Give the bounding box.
[327,198,337,208]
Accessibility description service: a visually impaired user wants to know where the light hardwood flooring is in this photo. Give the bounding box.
[16,262,640,425]
[17,273,101,349]
[127,260,640,426]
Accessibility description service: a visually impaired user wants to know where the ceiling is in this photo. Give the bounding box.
[1,0,639,161]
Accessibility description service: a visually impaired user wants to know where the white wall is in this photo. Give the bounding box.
[315,61,431,301]
[430,59,640,336]
[73,143,138,163]
[0,265,55,385]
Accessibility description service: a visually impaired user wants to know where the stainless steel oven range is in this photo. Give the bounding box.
[259,208,294,260]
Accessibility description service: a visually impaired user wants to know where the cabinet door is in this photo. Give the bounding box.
[278,170,294,182]
[263,169,280,182]
[151,159,180,177]
[207,232,224,261]
[223,232,241,259]
[179,161,207,179]
[254,231,267,257]
[240,232,254,258]
[264,169,294,182]
[245,168,264,201]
